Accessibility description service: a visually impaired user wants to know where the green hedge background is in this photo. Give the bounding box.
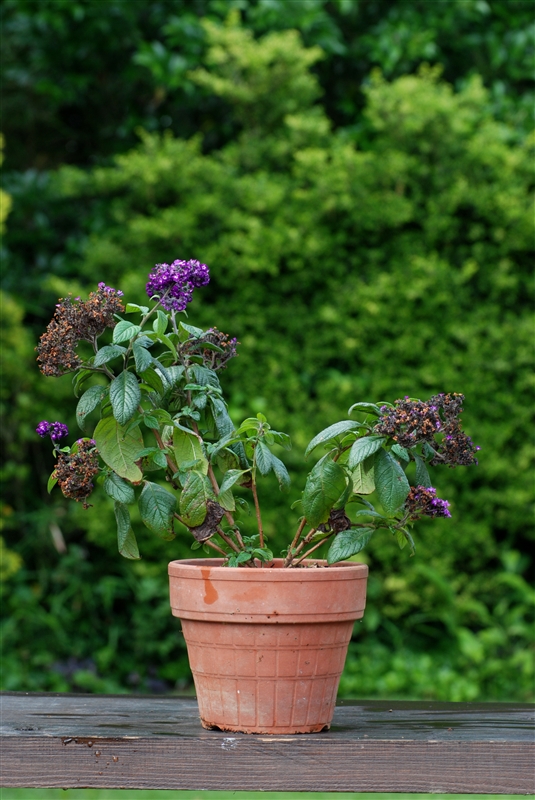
[1,0,533,702]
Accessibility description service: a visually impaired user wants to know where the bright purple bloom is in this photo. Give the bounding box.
[36,420,69,442]
[146,259,210,312]
[36,421,51,437]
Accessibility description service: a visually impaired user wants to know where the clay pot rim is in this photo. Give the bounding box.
[168,557,368,581]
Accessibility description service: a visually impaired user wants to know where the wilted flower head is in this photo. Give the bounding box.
[55,439,100,508]
[36,420,69,442]
[146,259,210,312]
[36,284,124,376]
[374,393,479,467]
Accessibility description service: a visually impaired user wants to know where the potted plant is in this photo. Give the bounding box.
[36,259,479,734]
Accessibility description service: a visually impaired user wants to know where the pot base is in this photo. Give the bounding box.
[183,618,354,734]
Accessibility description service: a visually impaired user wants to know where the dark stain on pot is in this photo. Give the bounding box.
[201,568,218,605]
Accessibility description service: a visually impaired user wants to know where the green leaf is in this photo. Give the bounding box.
[180,321,204,338]
[271,454,291,491]
[374,449,410,515]
[305,420,360,457]
[73,369,94,398]
[173,427,208,474]
[139,481,177,538]
[327,528,374,564]
[180,471,213,527]
[348,402,382,416]
[152,450,168,469]
[219,469,250,495]
[255,440,274,475]
[392,444,410,462]
[125,303,149,314]
[143,414,160,430]
[153,310,169,335]
[47,471,58,494]
[415,455,432,488]
[217,488,236,511]
[351,454,376,494]
[302,457,347,528]
[141,368,165,395]
[109,371,141,425]
[114,502,140,559]
[93,345,127,367]
[76,385,108,431]
[104,472,135,504]
[133,341,153,373]
[348,435,386,468]
[112,320,142,344]
[93,416,143,483]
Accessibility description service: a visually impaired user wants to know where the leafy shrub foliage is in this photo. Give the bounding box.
[1,19,533,700]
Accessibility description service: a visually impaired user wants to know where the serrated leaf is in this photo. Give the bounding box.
[271,454,291,491]
[109,371,141,425]
[217,488,235,511]
[76,385,108,431]
[374,449,410,515]
[104,472,135,504]
[93,345,127,367]
[139,481,177,538]
[143,414,160,430]
[415,455,432,488]
[133,341,153,373]
[219,469,250,495]
[255,440,274,475]
[180,322,204,338]
[152,450,168,469]
[112,320,142,344]
[305,420,360,457]
[327,528,374,564]
[173,427,208,474]
[180,471,213,527]
[302,457,347,528]
[392,444,410,462]
[210,396,234,437]
[114,502,140,559]
[93,416,143,483]
[348,435,386,468]
[351,454,376,494]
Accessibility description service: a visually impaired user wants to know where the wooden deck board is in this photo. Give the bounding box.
[1,693,534,793]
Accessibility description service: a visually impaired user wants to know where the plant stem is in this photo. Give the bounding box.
[204,539,228,557]
[250,476,264,548]
[215,527,242,554]
[283,517,307,567]
[291,532,336,567]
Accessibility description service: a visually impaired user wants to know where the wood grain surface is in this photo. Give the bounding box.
[1,693,533,793]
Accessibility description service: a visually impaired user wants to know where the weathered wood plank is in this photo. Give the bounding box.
[1,693,534,794]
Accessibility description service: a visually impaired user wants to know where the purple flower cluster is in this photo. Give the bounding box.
[36,421,69,443]
[146,259,210,312]
[405,485,451,518]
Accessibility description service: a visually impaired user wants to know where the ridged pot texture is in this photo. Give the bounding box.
[168,558,368,734]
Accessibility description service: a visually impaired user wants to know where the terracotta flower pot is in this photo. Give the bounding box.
[168,558,368,734]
